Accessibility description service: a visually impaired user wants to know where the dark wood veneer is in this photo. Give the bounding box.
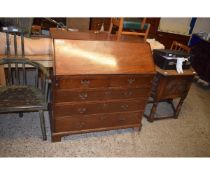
[51,37,155,142]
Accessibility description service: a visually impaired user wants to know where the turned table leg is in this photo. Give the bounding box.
[174,97,185,119]
[147,102,158,122]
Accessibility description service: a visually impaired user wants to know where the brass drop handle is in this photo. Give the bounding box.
[81,79,90,86]
[79,92,88,100]
[104,91,111,95]
[121,104,129,110]
[77,122,85,128]
[123,91,132,96]
[103,103,108,108]
[55,79,60,87]
[128,78,135,84]
[118,117,126,122]
[100,115,107,120]
[78,107,87,114]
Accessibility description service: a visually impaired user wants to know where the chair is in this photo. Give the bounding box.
[108,18,150,42]
[0,26,51,140]
[170,41,191,53]
[0,58,51,140]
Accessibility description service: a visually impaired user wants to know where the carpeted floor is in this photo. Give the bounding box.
[0,83,210,157]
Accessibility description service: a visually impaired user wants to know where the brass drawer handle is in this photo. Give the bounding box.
[79,92,88,100]
[76,122,85,129]
[128,78,135,84]
[104,91,111,95]
[123,91,132,96]
[55,83,59,87]
[103,103,108,108]
[81,80,90,86]
[55,79,60,88]
[118,117,126,122]
[78,107,87,114]
[121,104,129,110]
[100,115,107,120]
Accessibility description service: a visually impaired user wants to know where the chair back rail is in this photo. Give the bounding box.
[5,27,25,57]
[170,41,191,53]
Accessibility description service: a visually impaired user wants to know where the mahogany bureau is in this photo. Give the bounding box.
[51,39,155,142]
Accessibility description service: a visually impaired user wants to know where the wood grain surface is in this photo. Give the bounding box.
[54,40,155,75]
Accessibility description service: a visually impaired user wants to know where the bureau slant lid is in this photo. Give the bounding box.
[53,39,155,75]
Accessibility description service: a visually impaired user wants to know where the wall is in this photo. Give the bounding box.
[158,18,192,35]
[192,18,210,33]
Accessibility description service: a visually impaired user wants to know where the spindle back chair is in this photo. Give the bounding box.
[0,26,50,140]
[170,41,191,53]
[0,58,51,140]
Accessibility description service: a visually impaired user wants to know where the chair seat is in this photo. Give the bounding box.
[123,21,149,30]
[0,85,47,112]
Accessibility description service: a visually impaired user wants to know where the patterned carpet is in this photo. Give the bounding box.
[0,83,210,157]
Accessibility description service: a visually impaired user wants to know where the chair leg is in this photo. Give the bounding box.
[39,110,47,141]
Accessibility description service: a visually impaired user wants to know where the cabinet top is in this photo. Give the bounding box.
[53,39,155,75]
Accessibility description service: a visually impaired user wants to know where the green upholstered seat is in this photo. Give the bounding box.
[123,21,149,30]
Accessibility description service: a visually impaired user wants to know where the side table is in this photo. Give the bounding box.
[144,66,196,122]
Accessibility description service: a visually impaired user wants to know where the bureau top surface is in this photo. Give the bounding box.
[50,28,144,42]
[53,39,155,75]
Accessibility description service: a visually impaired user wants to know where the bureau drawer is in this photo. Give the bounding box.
[54,87,151,103]
[55,75,153,89]
[54,111,142,132]
[54,99,147,117]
